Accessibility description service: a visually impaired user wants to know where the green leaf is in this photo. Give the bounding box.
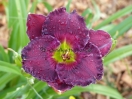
[0,83,25,99]
[110,38,117,51]
[8,23,20,51]
[92,0,100,23]
[29,0,38,13]
[55,84,123,99]
[26,81,47,99]
[15,0,29,47]
[0,73,17,88]
[7,0,29,52]
[43,2,53,12]
[0,45,9,62]
[100,24,116,32]
[82,9,92,17]
[25,0,30,9]
[66,0,72,12]
[86,13,94,28]
[104,45,132,65]
[94,5,132,29]
[0,60,22,75]
[82,9,94,28]
[8,48,22,66]
[108,15,132,38]
[4,84,30,99]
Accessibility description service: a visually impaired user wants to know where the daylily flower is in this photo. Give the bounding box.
[22,7,112,92]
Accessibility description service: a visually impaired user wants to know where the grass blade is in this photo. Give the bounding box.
[100,24,116,32]
[104,45,132,65]
[94,5,132,29]
[0,61,22,75]
[92,0,100,23]
[0,45,9,62]
[43,1,53,12]
[26,81,47,99]
[29,0,38,13]
[82,9,93,28]
[108,15,132,38]
[4,84,30,99]
[66,0,72,12]
[54,84,123,99]
[82,9,92,17]
[0,83,25,99]
[6,0,29,52]
[15,0,29,48]
[0,73,17,89]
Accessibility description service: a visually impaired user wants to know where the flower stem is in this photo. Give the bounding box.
[27,79,43,99]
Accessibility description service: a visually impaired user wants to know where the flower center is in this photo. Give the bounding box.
[62,50,70,61]
[52,40,76,64]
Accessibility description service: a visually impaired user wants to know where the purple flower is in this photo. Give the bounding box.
[22,7,112,92]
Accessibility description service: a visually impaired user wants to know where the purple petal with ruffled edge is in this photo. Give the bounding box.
[22,35,60,82]
[89,30,112,57]
[56,42,103,86]
[22,7,111,92]
[48,80,73,92]
[27,14,46,40]
[42,7,89,50]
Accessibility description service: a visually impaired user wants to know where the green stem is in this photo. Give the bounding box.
[27,79,43,99]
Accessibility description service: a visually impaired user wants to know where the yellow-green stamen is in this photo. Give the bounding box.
[52,40,76,64]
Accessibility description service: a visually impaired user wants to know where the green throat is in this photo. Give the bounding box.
[52,40,76,64]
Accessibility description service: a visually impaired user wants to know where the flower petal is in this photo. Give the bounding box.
[22,35,60,82]
[48,80,73,92]
[27,14,46,40]
[56,42,103,86]
[42,7,89,50]
[89,30,112,57]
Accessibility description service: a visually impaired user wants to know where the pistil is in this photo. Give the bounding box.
[62,51,70,61]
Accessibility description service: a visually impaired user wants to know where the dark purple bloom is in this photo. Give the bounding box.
[22,7,112,92]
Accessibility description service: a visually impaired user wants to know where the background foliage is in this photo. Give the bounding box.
[0,0,132,99]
